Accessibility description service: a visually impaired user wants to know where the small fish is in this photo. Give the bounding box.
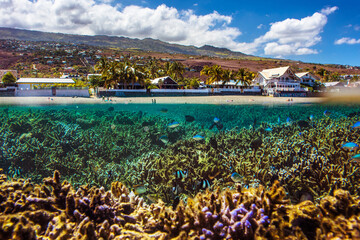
[230,172,243,183]
[350,154,360,162]
[133,184,147,195]
[168,122,180,128]
[214,117,220,123]
[264,127,272,132]
[160,108,168,113]
[185,115,195,122]
[159,135,169,144]
[351,122,360,129]
[341,142,359,151]
[286,117,292,125]
[324,110,331,117]
[309,115,314,121]
[174,170,188,180]
[193,134,205,141]
[200,179,211,190]
[172,184,183,195]
[278,116,281,124]
[146,194,161,203]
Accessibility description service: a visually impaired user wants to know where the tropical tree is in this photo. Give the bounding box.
[168,61,184,80]
[316,68,330,82]
[146,60,162,79]
[188,77,200,89]
[200,65,224,87]
[2,72,17,84]
[125,63,145,89]
[105,61,120,89]
[94,57,109,76]
[221,69,236,87]
[88,75,103,88]
[235,68,254,86]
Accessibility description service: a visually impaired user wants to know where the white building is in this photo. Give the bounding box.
[295,72,317,87]
[151,76,178,89]
[17,78,75,90]
[253,66,306,96]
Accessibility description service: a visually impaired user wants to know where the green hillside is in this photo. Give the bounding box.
[0,27,250,59]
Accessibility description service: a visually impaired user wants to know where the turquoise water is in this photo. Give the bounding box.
[1,102,360,204]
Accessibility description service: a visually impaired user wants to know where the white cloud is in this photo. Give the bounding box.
[321,6,338,15]
[335,37,360,45]
[0,1,338,56]
[250,6,337,56]
[0,0,247,51]
[257,24,264,29]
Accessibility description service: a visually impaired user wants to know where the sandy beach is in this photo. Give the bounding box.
[0,95,329,106]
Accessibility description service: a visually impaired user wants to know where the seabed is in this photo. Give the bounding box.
[0,102,360,239]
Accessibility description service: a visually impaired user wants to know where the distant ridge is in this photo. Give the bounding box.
[0,27,249,58]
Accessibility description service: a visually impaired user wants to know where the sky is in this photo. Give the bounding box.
[1,0,359,66]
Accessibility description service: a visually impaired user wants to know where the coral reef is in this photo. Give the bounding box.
[1,103,360,206]
[1,170,360,239]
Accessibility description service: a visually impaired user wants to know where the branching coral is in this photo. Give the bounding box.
[1,170,360,239]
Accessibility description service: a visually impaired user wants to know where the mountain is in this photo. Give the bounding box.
[0,27,249,58]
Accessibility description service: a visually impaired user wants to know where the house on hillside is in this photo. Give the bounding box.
[295,72,318,87]
[253,66,307,97]
[151,76,178,89]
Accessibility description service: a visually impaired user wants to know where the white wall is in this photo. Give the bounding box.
[16,89,90,97]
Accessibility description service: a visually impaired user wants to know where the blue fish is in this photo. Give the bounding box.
[351,122,360,129]
[193,135,205,141]
[341,142,359,151]
[168,122,180,128]
[174,170,188,180]
[286,117,292,125]
[200,179,211,190]
[278,116,281,124]
[309,115,314,121]
[324,110,331,117]
[214,117,220,123]
[230,172,243,183]
[350,154,360,162]
[264,127,272,132]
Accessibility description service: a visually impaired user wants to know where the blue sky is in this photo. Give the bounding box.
[1,0,359,66]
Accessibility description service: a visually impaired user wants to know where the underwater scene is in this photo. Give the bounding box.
[1,102,360,239]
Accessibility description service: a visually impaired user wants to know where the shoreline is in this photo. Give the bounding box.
[0,95,326,106]
[1,92,360,106]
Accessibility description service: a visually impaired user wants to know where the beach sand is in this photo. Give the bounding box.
[0,95,328,106]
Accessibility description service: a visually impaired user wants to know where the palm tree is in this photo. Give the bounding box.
[146,60,161,79]
[169,61,184,80]
[221,69,236,87]
[235,68,254,86]
[200,65,224,87]
[126,63,145,89]
[105,61,120,89]
[95,58,120,89]
[94,57,109,87]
